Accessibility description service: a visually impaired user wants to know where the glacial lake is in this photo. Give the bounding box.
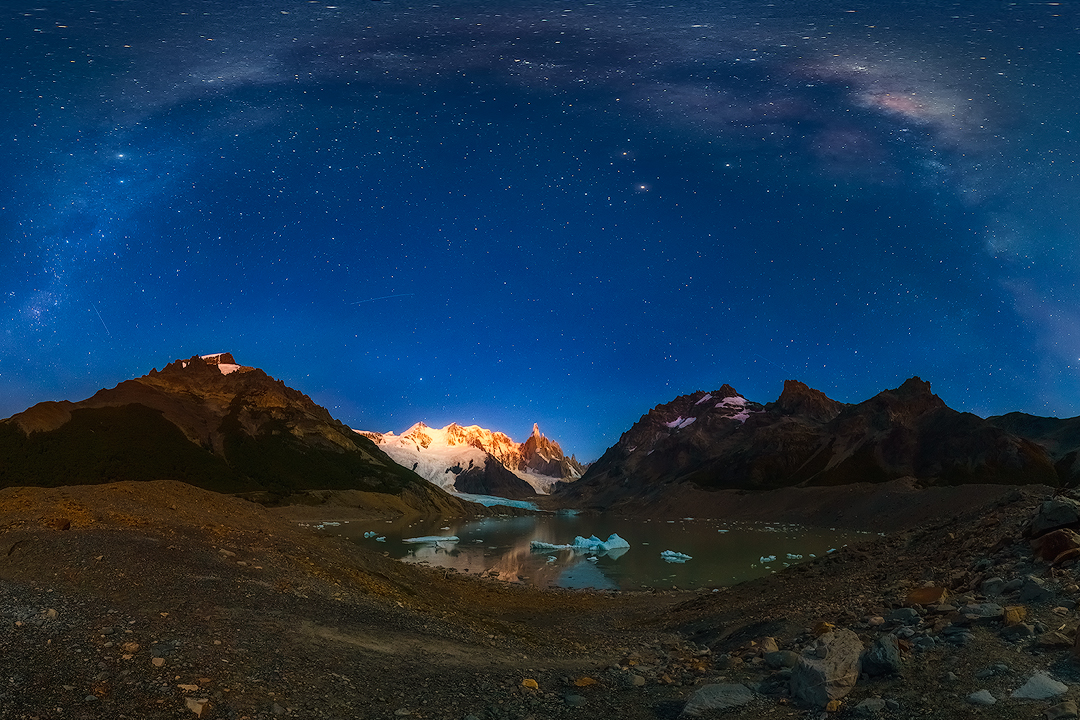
[309,513,872,591]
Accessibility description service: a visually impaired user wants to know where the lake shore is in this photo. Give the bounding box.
[1,479,1074,720]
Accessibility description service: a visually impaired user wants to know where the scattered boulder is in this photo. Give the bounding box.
[1048,701,1079,720]
[960,603,1003,623]
[968,690,997,706]
[756,637,779,654]
[980,577,1006,596]
[886,608,920,625]
[789,629,863,708]
[1018,577,1054,604]
[1004,605,1027,626]
[764,650,800,670]
[681,684,754,716]
[860,635,901,677]
[905,586,948,606]
[1028,498,1080,537]
[1012,673,1069,700]
[185,698,209,717]
[1031,529,1080,562]
[1055,548,1080,567]
[1036,631,1072,649]
[1001,623,1036,641]
[855,698,887,716]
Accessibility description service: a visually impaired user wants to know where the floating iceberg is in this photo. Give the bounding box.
[375,536,386,542]
[759,555,777,563]
[402,535,460,544]
[661,550,692,563]
[530,533,630,555]
[363,531,379,538]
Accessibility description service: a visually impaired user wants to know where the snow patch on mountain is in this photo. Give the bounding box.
[358,421,581,496]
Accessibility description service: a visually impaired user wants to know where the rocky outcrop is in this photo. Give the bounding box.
[452,456,537,499]
[0,355,437,503]
[521,423,581,478]
[559,377,1063,509]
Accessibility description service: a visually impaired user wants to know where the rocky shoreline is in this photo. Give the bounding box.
[3,481,1080,719]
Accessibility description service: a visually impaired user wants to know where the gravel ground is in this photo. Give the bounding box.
[2,480,1079,720]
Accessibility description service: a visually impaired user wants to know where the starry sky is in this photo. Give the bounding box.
[2,0,1078,460]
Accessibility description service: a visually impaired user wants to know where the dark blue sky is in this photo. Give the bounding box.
[2,0,1078,460]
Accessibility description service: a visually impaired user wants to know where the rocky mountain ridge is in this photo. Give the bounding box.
[560,377,1074,509]
[0,354,464,512]
[359,421,583,499]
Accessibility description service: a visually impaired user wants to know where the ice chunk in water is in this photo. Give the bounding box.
[529,533,630,555]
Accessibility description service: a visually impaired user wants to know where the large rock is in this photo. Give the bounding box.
[789,629,863,708]
[861,634,902,677]
[1018,577,1054,604]
[1012,672,1068,700]
[1029,498,1080,537]
[1031,529,1080,561]
[681,683,754,716]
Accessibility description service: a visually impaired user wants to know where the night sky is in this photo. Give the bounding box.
[2,0,1078,460]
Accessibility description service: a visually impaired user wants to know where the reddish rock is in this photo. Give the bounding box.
[1031,529,1080,561]
[906,586,949,606]
[1055,548,1080,567]
[1005,605,1028,627]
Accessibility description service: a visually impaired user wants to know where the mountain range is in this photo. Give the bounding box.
[558,376,1079,509]
[358,422,583,499]
[5,356,1080,511]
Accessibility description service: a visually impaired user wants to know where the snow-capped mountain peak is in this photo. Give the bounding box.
[357,421,583,499]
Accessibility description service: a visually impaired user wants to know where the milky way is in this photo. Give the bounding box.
[1,0,1078,458]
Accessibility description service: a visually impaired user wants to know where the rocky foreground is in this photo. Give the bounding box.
[5,481,1080,719]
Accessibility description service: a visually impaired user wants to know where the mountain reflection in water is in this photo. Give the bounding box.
[315,514,869,591]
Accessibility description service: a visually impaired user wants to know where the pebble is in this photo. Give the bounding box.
[564,695,586,708]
